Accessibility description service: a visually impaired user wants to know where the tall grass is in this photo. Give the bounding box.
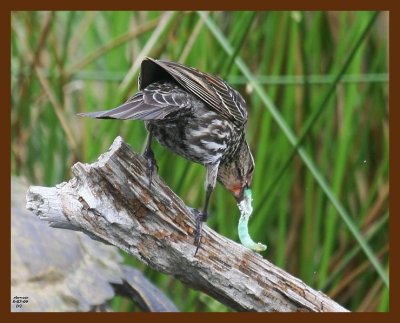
[11,11,389,312]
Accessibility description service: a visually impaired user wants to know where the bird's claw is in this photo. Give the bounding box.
[190,208,208,256]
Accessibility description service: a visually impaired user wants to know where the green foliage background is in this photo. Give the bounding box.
[11,11,389,312]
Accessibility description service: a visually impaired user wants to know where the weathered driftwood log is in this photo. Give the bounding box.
[26,136,348,312]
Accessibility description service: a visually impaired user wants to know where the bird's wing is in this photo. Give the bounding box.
[140,57,248,126]
[78,83,192,121]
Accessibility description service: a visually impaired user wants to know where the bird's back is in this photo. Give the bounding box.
[146,88,243,165]
[140,57,249,127]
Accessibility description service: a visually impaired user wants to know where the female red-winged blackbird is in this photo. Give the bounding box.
[79,57,255,254]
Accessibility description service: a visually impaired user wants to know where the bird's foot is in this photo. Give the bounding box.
[189,208,208,255]
[143,148,158,189]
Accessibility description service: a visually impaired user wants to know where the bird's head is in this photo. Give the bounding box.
[217,140,255,202]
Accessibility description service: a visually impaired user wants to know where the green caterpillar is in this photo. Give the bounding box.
[237,188,267,252]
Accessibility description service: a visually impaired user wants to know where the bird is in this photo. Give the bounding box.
[79,57,255,254]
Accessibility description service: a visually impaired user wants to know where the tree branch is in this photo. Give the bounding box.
[26,136,348,312]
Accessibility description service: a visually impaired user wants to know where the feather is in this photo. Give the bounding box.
[139,57,248,126]
[78,83,192,121]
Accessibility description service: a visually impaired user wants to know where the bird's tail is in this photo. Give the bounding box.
[77,93,148,120]
[78,92,181,121]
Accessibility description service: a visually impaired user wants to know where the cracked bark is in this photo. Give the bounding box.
[26,136,348,312]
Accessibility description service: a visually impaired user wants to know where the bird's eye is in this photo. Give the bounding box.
[248,164,254,173]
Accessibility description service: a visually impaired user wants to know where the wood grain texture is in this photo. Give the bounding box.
[26,136,348,312]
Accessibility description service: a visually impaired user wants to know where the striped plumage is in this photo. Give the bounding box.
[79,57,255,254]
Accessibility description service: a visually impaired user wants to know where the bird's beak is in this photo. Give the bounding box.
[232,184,249,203]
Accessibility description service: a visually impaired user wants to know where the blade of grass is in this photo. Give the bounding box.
[323,212,388,291]
[377,283,389,312]
[118,11,176,100]
[68,11,98,59]
[61,12,76,66]
[178,13,208,63]
[35,67,78,152]
[12,12,54,118]
[66,17,161,77]
[222,11,257,78]
[227,73,389,85]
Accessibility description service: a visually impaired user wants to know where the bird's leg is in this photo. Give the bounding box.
[194,161,220,255]
[143,129,158,189]
[194,186,213,255]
